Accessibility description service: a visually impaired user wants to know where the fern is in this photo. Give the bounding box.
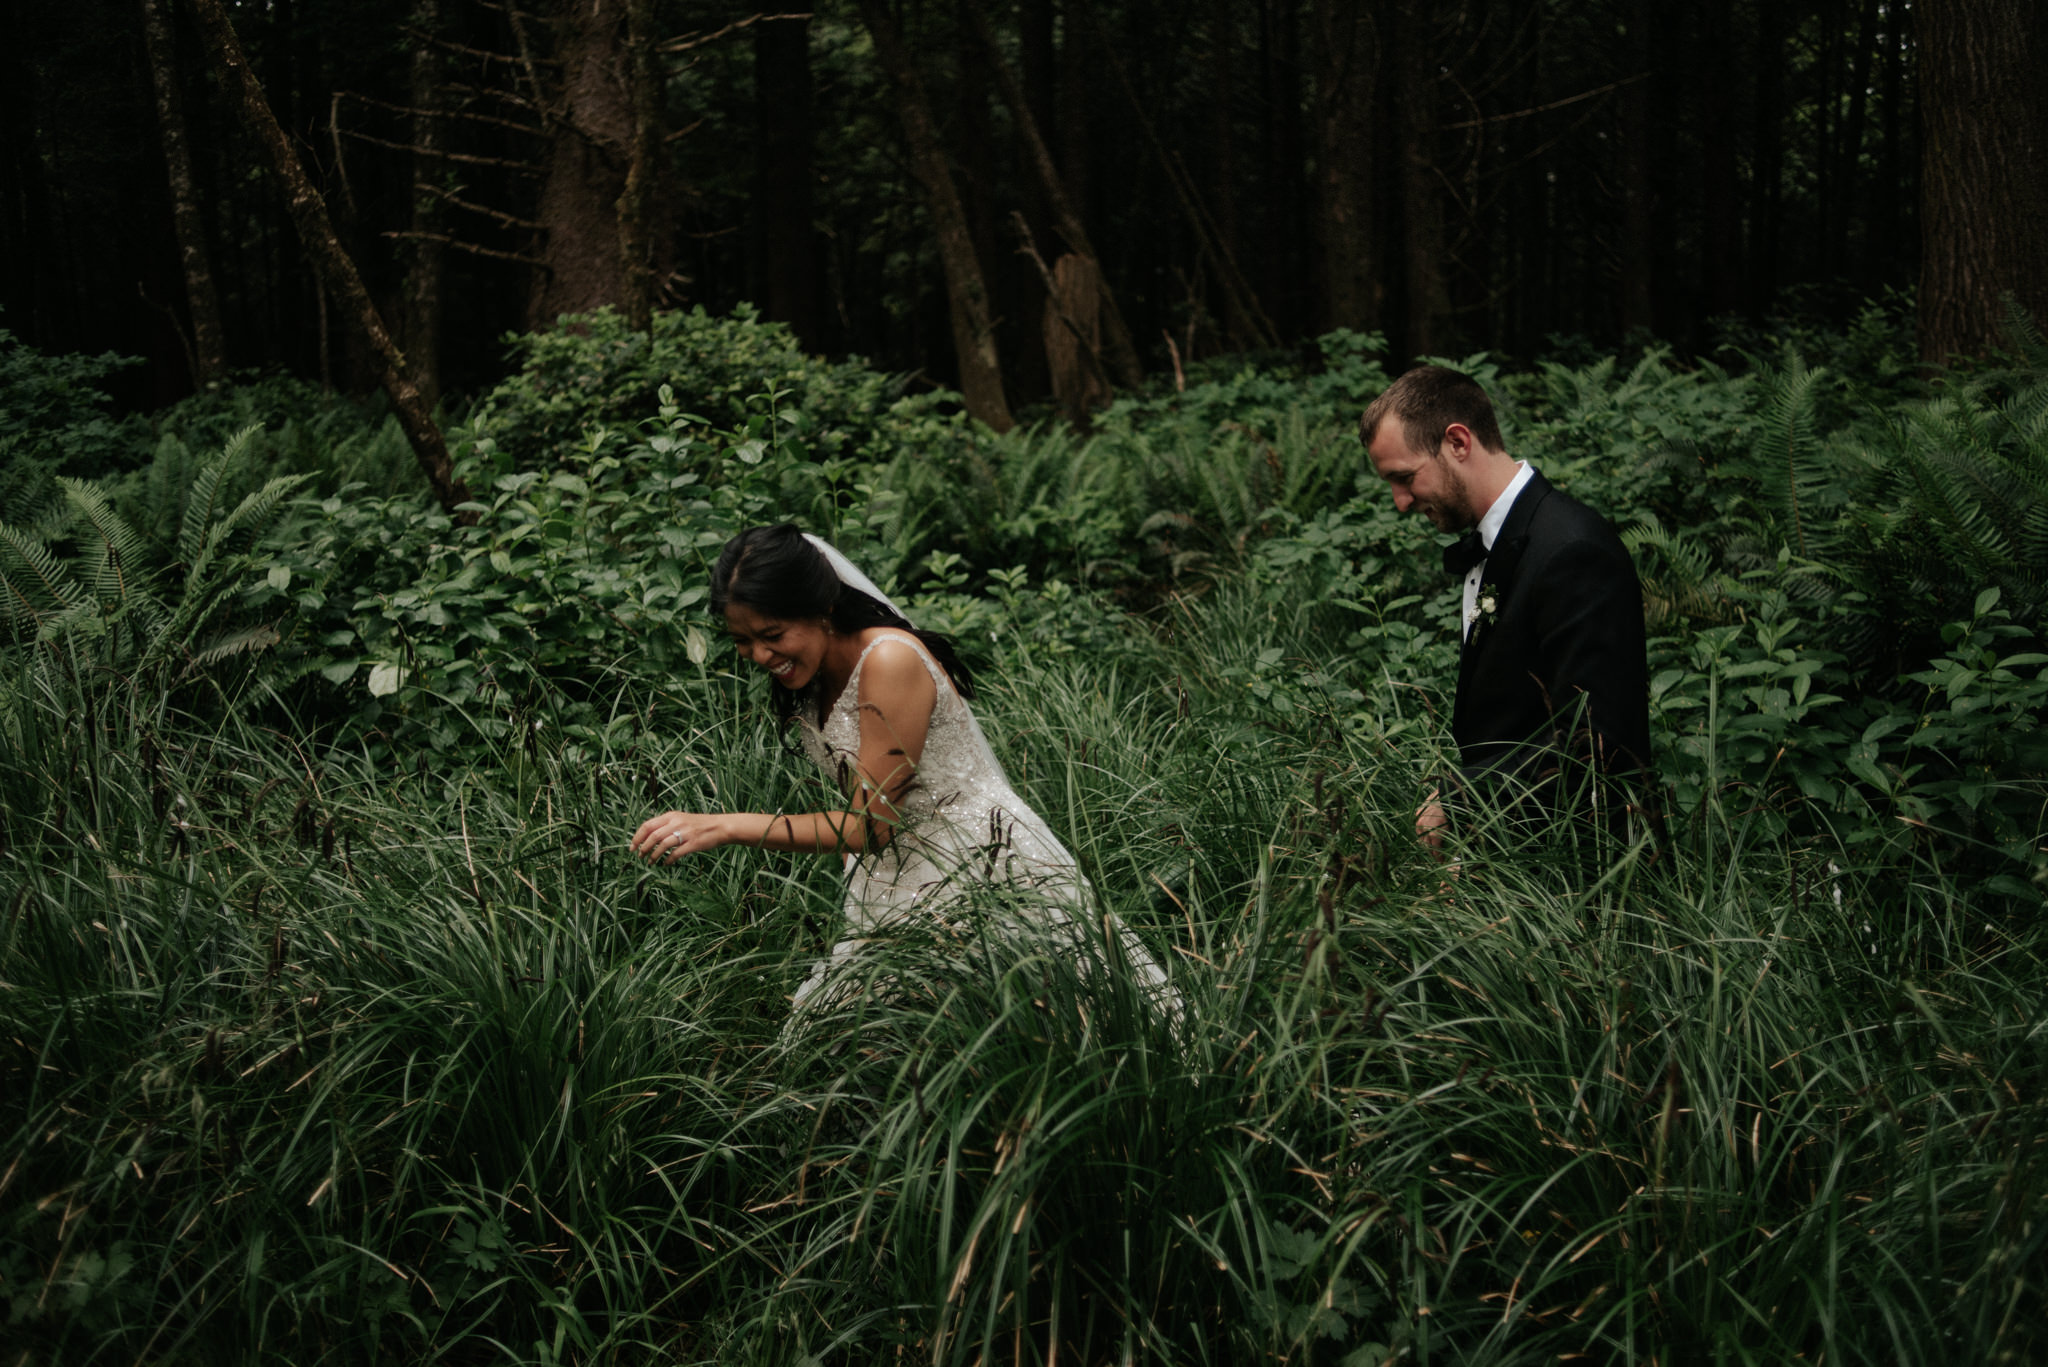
[58,478,152,610]
[1624,512,1742,626]
[181,623,283,675]
[1999,293,2048,370]
[0,523,84,636]
[178,424,258,564]
[1749,357,1831,558]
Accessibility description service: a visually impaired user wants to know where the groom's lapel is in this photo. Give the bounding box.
[1458,472,1552,677]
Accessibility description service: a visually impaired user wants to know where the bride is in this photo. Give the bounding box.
[629,523,1175,1017]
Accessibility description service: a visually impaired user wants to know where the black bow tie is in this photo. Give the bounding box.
[1442,532,1487,577]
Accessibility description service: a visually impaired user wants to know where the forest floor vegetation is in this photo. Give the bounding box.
[2,304,2044,1363]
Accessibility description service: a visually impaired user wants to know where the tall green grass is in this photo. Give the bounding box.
[3,580,2043,1364]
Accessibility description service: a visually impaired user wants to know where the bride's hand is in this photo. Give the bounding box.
[630,811,729,863]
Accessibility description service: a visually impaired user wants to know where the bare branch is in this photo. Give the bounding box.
[337,126,543,176]
[441,81,538,112]
[398,26,556,68]
[658,12,811,55]
[336,89,542,138]
[412,182,543,231]
[383,231,549,267]
[1441,73,1648,130]
[329,92,355,216]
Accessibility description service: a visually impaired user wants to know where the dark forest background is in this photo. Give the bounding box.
[4,0,2045,427]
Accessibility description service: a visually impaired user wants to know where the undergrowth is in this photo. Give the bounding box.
[2,306,2045,1363]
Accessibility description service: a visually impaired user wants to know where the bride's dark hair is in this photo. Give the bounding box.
[709,524,976,723]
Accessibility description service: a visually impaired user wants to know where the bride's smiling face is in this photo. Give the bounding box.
[725,602,832,689]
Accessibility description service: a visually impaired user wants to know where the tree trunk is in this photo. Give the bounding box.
[1089,7,1278,348]
[855,0,1012,431]
[952,1,1003,339]
[1916,0,2048,362]
[1873,0,1907,279]
[1208,0,1253,347]
[1044,253,1110,427]
[1261,0,1310,340]
[754,14,820,348]
[1749,0,1788,313]
[1616,0,1654,335]
[1312,0,1378,334]
[1699,0,1742,317]
[1020,0,1056,168]
[1057,0,1090,234]
[1393,0,1452,357]
[1831,0,1878,276]
[400,0,445,406]
[964,4,1142,388]
[187,0,469,514]
[527,0,633,326]
[614,0,662,330]
[140,0,227,385]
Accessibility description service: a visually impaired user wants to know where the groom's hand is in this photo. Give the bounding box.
[1416,794,1448,853]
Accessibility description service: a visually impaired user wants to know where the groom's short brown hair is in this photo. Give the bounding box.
[1360,365,1506,456]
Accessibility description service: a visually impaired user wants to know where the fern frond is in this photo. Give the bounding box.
[1749,357,1830,558]
[1624,511,1742,625]
[57,478,154,610]
[35,596,110,645]
[1998,293,2048,369]
[179,424,260,563]
[200,474,310,563]
[0,524,85,634]
[179,622,282,677]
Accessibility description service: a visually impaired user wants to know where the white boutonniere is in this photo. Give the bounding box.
[1465,583,1501,636]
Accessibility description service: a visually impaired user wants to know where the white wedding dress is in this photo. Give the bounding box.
[789,630,1176,1017]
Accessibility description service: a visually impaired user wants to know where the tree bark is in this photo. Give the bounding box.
[1873,0,1907,278]
[1044,252,1110,427]
[1830,0,1879,276]
[856,0,1013,431]
[527,0,632,326]
[187,0,469,513]
[1020,0,1056,168]
[615,0,662,330]
[1311,0,1378,334]
[140,0,227,385]
[953,0,1002,330]
[1616,0,1654,335]
[400,0,445,406]
[1057,0,1090,234]
[1393,0,1452,357]
[1749,0,1788,313]
[1088,4,1277,349]
[1916,0,2048,363]
[1261,0,1310,340]
[754,14,820,348]
[1208,0,1253,348]
[1699,0,1742,317]
[964,4,1141,388]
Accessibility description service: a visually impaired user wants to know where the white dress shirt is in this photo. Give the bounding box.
[1463,461,1535,641]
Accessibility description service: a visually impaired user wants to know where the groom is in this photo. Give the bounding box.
[1361,365,1650,848]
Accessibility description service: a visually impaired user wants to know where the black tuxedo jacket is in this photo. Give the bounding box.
[1451,470,1651,806]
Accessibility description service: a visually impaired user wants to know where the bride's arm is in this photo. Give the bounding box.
[630,637,938,862]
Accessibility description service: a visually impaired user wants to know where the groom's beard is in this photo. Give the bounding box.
[1419,460,1480,532]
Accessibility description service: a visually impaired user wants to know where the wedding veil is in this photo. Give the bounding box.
[803,533,913,628]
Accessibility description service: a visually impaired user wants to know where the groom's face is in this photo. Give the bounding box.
[1367,422,1477,532]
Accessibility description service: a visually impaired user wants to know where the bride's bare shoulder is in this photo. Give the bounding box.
[853,629,947,697]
